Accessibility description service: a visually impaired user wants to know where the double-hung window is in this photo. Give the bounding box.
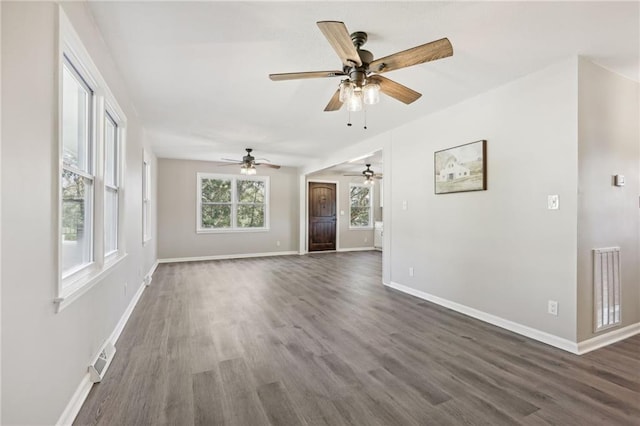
[57,9,127,310]
[61,58,94,276]
[197,173,269,232]
[349,183,373,228]
[104,111,119,256]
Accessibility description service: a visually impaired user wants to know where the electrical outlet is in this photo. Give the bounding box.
[548,300,558,316]
[364,237,368,243]
[276,240,281,247]
[548,195,559,210]
[402,200,408,210]
[409,267,414,277]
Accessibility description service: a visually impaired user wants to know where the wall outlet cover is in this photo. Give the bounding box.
[547,195,559,210]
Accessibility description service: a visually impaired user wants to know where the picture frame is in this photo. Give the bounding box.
[434,140,487,194]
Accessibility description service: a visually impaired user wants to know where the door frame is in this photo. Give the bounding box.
[305,179,340,253]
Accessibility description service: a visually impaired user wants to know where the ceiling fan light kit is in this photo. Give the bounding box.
[344,164,383,184]
[219,148,281,175]
[269,20,453,125]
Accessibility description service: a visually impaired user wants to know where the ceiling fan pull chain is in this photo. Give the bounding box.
[347,110,352,127]
[364,108,368,130]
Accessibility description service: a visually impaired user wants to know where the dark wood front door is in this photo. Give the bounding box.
[308,182,336,251]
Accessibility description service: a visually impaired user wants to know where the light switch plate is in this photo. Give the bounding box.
[614,175,625,187]
[548,195,559,210]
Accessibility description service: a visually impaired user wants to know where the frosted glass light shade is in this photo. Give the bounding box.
[363,83,380,105]
[347,90,363,112]
[339,81,355,102]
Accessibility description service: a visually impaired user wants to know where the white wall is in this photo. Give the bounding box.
[1,2,157,424]
[157,158,299,260]
[388,59,579,341]
[577,59,640,341]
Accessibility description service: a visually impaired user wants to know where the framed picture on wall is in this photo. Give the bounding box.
[434,140,487,194]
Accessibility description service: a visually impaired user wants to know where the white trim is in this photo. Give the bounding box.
[159,251,298,264]
[108,280,147,345]
[385,281,579,354]
[348,182,374,230]
[577,322,640,355]
[144,260,159,286]
[55,254,128,313]
[196,172,270,232]
[337,247,376,252]
[55,373,92,426]
[56,259,154,426]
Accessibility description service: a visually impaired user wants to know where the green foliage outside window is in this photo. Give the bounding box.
[350,185,371,227]
[200,177,266,229]
[62,169,86,241]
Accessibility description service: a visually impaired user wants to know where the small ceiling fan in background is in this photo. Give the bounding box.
[269,21,453,113]
[344,164,383,184]
[219,148,281,175]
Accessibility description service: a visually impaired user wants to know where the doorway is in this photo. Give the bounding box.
[308,182,337,251]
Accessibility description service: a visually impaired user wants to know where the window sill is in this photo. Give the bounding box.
[196,227,270,234]
[55,253,128,313]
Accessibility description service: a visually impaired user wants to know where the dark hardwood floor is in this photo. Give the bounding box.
[75,251,640,425]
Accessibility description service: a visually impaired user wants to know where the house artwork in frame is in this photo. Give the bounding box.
[435,140,486,194]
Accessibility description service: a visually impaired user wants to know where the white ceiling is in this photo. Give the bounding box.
[87,1,639,168]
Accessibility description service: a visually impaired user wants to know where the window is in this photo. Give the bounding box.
[142,155,151,243]
[197,173,269,232]
[57,9,127,310]
[349,184,373,228]
[61,58,94,276]
[104,111,119,256]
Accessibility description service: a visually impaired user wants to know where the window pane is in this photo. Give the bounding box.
[237,180,265,203]
[62,63,91,171]
[104,114,117,187]
[105,188,118,254]
[62,170,93,274]
[201,204,231,228]
[237,204,265,228]
[350,186,370,207]
[201,178,231,203]
[350,207,370,227]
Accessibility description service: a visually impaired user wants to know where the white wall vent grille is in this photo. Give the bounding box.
[593,247,621,332]
[88,341,116,383]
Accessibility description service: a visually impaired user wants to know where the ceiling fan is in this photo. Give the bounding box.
[344,164,383,184]
[220,148,281,175]
[269,21,453,112]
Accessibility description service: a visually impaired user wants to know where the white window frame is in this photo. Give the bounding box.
[56,8,127,312]
[349,183,374,230]
[103,109,121,258]
[142,151,152,244]
[196,173,270,233]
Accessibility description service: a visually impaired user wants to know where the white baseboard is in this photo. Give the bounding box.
[337,247,376,252]
[576,322,640,355]
[108,280,147,346]
[158,251,298,263]
[385,281,579,354]
[55,373,93,426]
[144,260,159,286]
[57,260,155,426]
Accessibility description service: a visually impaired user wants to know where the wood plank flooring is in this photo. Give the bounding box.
[74,251,640,425]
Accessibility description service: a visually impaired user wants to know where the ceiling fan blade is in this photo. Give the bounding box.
[369,38,453,74]
[255,163,281,169]
[374,175,384,179]
[368,75,422,104]
[343,174,364,177]
[269,70,346,81]
[317,21,362,67]
[324,89,343,112]
[220,158,242,163]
